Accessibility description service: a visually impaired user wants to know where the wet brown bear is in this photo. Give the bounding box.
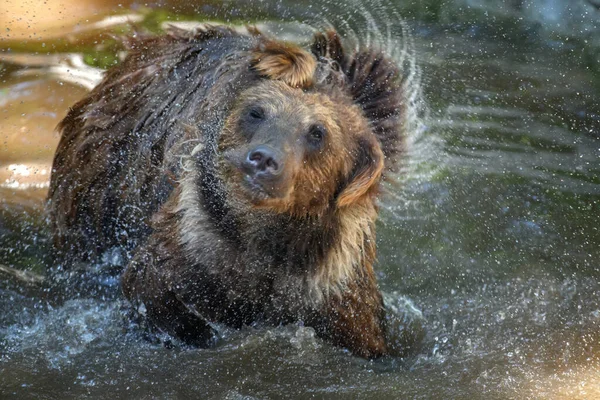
[47,25,406,358]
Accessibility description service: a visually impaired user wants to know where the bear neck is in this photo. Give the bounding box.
[175,166,379,304]
[230,198,380,303]
[230,202,379,305]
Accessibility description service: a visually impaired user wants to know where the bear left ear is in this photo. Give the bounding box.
[251,40,317,88]
[312,30,404,172]
[336,138,385,208]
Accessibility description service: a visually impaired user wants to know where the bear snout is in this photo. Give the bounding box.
[244,145,283,177]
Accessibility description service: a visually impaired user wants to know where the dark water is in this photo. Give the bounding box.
[2,1,600,398]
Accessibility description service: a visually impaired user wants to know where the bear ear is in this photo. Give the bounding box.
[312,30,404,169]
[251,40,317,88]
[311,30,347,65]
[336,138,385,208]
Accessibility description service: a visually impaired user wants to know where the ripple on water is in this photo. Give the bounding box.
[1,299,123,368]
[1,0,600,398]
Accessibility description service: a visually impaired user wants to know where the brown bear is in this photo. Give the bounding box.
[47,25,407,358]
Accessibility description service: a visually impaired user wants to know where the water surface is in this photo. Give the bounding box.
[1,1,600,398]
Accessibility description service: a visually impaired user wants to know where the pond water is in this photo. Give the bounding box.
[1,0,600,398]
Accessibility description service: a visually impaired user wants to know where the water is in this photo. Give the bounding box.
[1,1,600,398]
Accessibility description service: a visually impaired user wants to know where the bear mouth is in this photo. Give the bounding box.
[222,151,288,202]
[241,174,274,201]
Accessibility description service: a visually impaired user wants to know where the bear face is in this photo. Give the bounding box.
[219,80,384,218]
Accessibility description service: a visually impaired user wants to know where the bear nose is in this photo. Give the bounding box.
[244,145,282,176]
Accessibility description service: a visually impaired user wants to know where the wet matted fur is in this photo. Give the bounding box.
[48,25,407,358]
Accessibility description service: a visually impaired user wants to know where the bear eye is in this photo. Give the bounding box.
[307,124,326,145]
[248,107,265,120]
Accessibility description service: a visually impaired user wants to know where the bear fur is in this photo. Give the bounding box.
[47,25,406,358]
